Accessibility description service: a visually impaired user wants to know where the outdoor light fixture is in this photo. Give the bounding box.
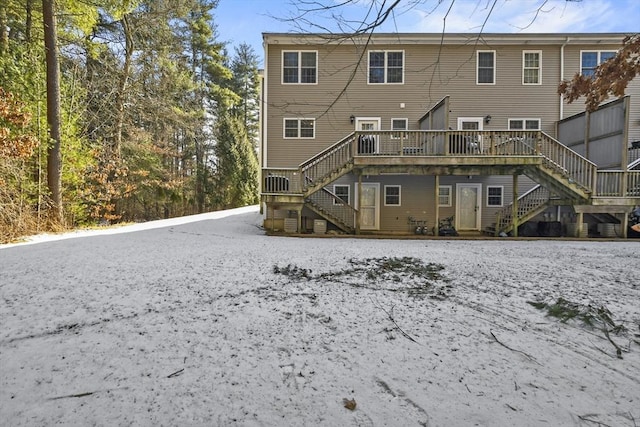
[350,115,355,124]
[484,115,492,124]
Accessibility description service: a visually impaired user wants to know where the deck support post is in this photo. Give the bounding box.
[512,174,519,237]
[576,212,584,237]
[621,212,629,239]
[356,171,362,235]
[434,175,440,236]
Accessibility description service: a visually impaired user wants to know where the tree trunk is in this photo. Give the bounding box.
[26,0,34,43]
[42,0,63,223]
[0,3,7,54]
[114,14,133,157]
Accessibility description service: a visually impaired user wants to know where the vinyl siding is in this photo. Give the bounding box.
[561,43,640,147]
[327,173,537,232]
[265,41,575,167]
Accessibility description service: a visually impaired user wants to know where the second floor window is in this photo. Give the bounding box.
[508,118,540,130]
[581,51,616,77]
[477,51,495,84]
[523,51,541,84]
[283,51,317,84]
[284,119,315,139]
[369,51,404,84]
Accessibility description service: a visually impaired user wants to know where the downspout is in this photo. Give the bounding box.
[260,37,269,217]
[262,37,268,168]
[559,36,570,121]
[558,37,570,223]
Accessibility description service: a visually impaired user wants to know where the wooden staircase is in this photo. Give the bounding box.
[263,130,640,234]
[485,185,551,236]
[304,188,356,233]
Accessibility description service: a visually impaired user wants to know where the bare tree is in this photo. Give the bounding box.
[278,0,587,117]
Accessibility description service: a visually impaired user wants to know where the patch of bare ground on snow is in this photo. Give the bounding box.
[1,209,639,426]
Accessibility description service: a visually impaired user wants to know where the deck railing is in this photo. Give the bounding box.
[263,130,600,196]
[300,133,356,192]
[306,187,356,229]
[262,168,302,194]
[596,171,640,197]
[537,133,596,191]
[494,185,550,232]
[353,130,542,156]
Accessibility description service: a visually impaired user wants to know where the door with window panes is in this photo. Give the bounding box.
[355,118,380,154]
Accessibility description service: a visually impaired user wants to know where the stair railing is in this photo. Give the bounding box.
[494,184,550,232]
[537,132,597,193]
[306,187,356,229]
[300,133,356,192]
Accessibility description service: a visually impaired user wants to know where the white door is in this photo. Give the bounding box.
[358,183,380,230]
[457,118,483,152]
[456,183,482,230]
[355,118,381,154]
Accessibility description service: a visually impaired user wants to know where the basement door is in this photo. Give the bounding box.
[456,183,482,231]
[358,183,380,230]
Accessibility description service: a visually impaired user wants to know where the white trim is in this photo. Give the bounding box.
[456,183,482,231]
[333,184,350,205]
[355,183,380,230]
[456,117,484,131]
[383,185,401,206]
[438,185,452,207]
[486,185,504,207]
[476,50,496,85]
[522,50,542,85]
[283,118,316,139]
[367,50,405,85]
[579,49,617,76]
[354,117,381,131]
[281,50,318,85]
[507,118,541,130]
[262,43,268,167]
[390,118,408,129]
[390,118,408,139]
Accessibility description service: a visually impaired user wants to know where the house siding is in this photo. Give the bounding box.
[262,33,640,235]
[265,38,611,168]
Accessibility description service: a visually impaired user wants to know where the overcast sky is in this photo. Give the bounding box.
[215,0,639,64]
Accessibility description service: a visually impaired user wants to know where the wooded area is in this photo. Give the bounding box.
[0,0,260,242]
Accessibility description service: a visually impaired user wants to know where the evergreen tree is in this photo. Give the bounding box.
[213,114,259,208]
[230,43,261,149]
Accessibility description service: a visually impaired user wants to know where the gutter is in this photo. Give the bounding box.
[559,36,570,121]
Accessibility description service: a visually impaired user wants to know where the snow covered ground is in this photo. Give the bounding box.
[1,205,639,426]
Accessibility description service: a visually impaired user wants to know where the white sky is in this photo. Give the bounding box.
[215,0,640,63]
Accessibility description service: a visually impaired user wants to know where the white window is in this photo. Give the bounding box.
[487,186,503,207]
[438,186,452,207]
[508,119,540,130]
[368,51,404,84]
[283,118,315,139]
[333,185,350,205]
[390,118,408,139]
[581,50,616,77]
[523,51,541,85]
[282,51,317,84]
[384,185,401,206]
[477,51,495,85]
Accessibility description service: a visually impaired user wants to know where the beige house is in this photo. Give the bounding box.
[260,32,640,237]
